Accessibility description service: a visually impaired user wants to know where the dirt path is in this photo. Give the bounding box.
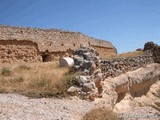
[0,94,94,120]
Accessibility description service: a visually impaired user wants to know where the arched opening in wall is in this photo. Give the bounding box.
[41,53,51,62]
[7,49,12,54]
[61,43,64,46]
[42,54,49,62]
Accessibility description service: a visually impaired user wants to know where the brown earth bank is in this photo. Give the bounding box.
[0,63,159,120]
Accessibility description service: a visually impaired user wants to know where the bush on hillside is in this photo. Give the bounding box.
[82,108,118,120]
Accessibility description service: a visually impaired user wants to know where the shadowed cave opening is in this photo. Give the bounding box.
[41,52,51,62]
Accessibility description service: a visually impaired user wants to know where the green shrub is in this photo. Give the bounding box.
[1,67,11,76]
[53,73,76,97]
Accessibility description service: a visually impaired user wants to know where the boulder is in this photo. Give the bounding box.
[73,47,101,74]
[136,48,143,51]
[74,76,91,86]
[82,83,95,92]
[67,86,81,95]
[143,41,156,51]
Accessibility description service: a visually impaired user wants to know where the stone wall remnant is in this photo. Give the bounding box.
[0,39,41,63]
[73,47,101,75]
[0,25,117,63]
[101,55,154,77]
[69,47,157,100]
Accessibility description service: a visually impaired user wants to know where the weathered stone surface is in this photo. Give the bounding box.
[73,47,101,75]
[74,76,91,86]
[67,86,81,95]
[82,83,95,92]
[0,25,117,62]
[143,41,157,51]
[142,41,160,63]
[152,45,160,63]
[101,55,154,78]
[0,40,41,63]
[104,63,160,103]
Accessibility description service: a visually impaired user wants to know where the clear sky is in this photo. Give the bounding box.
[0,0,160,53]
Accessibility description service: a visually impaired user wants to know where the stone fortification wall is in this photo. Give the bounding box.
[0,40,41,63]
[101,55,154,77]
[0,25,116,60]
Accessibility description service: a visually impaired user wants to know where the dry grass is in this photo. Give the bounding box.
[104,51,144,60]
[82,108,118,120]
[0,61,75,98]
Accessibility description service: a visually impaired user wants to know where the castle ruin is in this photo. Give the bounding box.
[0,25,117,63]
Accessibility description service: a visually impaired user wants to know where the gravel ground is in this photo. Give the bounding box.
[0,94,94,120]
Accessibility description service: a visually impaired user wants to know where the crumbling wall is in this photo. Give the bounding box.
[0,40,41,63]
[0,25,116,60]
[91,45,116,58]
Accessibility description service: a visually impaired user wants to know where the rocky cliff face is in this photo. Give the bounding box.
[99,63,160,119]
[104,63,160,101]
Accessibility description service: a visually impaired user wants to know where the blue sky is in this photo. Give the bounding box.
[0,0,160,53]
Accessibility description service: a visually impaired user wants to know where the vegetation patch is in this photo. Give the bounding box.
[12,76,24,83]
[18,64,31,70]
[29,77,51,88]
[0,62,74,98]
[105,51,144,60]
[1,67,11,76]
[0,88,7,93]
[25,73,76,98]
[82,108,118,120]
[53,73,76,97]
